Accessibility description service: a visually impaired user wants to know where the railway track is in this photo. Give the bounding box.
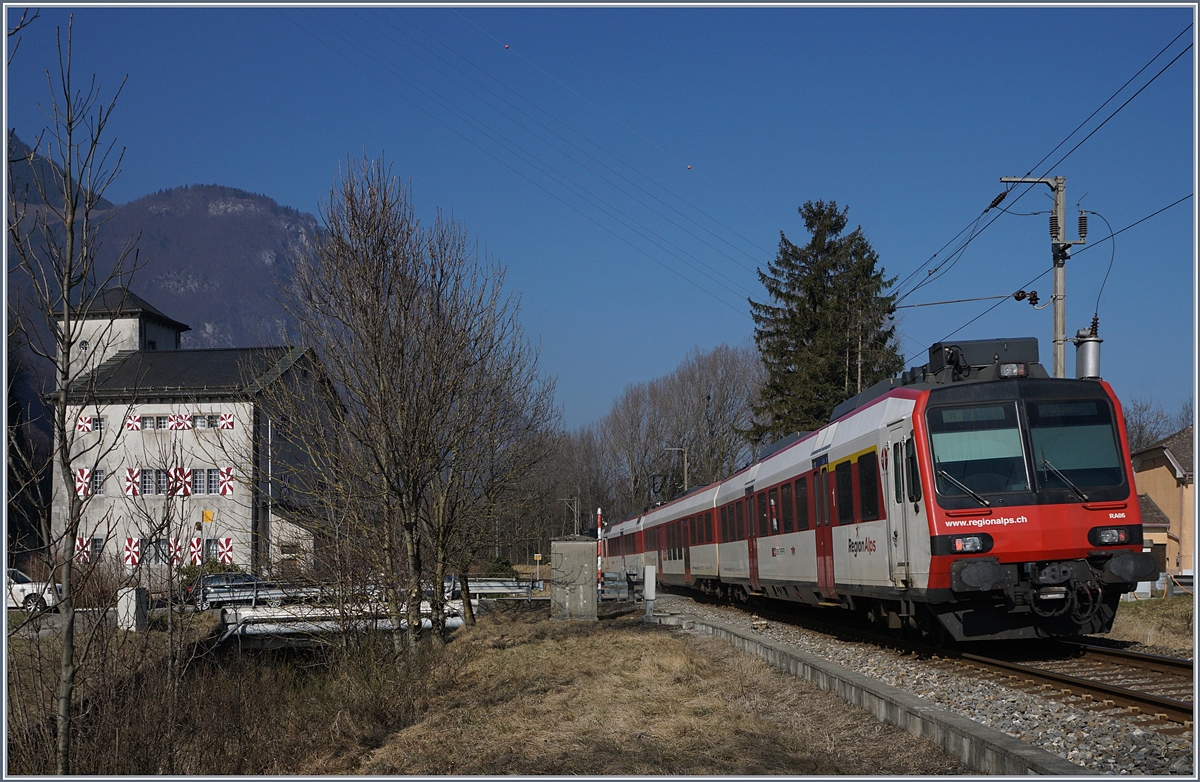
[673,588,1195,734]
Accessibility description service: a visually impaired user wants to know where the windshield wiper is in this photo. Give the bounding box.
[937,470,991,507]
[1040,458,1089,501]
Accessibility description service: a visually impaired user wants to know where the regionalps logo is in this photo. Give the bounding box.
[848,537,877,557]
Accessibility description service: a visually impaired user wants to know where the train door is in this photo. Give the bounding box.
[746,499,761,590]
[887,424,913,587]
[813,455,837,599]
[683,517,692,583]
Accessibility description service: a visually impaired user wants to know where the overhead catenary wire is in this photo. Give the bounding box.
[313,11,759,302]
[905,194,1194,364]
[450,8,777,261]
[890,23,1193,306]
[279,10,754,320]
[393,9,769,272]
[364,8,764,288]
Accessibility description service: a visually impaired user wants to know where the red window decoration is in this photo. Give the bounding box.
[123,537,140,567]
[218,467,234,496]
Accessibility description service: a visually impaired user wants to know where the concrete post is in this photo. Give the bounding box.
[116,586,148,631]
[643,565,656,619]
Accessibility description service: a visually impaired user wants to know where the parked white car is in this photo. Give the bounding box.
[7,569,60,614]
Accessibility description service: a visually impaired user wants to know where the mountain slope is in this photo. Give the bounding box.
[95,184,317,348]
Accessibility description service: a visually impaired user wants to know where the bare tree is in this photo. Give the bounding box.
[278,155,556,656]
[6,18,144,774]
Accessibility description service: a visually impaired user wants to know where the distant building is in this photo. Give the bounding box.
[50,289,319,580]
[1131,425,1194,576]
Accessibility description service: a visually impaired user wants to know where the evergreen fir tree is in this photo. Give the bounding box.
[750,201,903,440]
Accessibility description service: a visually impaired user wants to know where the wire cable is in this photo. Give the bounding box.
[279,10,754,320]
[1086,209,1116,318]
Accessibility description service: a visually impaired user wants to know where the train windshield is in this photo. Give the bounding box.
[927,402,1030,497]
[1026,399,1124,489]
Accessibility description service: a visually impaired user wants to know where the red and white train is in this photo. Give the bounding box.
[600,338,1157,642]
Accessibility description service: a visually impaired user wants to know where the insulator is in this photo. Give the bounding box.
[1013,290,1027,301]
[1090,315,1099,337]
[1078,210,1088,240]
[1028,291,1039,306]
[988,191,1008,211]
[1049,212,1060,240]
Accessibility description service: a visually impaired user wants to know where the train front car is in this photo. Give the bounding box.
[908,339,1157,641]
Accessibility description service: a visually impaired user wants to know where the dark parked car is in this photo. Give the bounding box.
[182,573,284,610]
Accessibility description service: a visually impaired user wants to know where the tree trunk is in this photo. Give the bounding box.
[459,571,475,626]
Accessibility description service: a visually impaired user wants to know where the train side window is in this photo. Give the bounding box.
[690,516,697,545]
[905,438,923,503]
[768,488,780,533]
[835,462,855,525]
[893,443,904,504]
[780,482,794,532]
[795,477,809,530]
[858,452,881,521]
[735,500,745,540]
[757,492,768,537]
[705,511,713,543]
[720,506,728,542]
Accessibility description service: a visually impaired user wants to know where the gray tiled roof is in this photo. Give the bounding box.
[54,288,191,333]
[1144,425,1194,476]
[66,346,305,401]
[1138,494,1171,529]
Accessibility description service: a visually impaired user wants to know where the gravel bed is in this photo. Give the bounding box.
[656,594,1194,776]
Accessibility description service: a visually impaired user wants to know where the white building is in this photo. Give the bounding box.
[51,289,317,578]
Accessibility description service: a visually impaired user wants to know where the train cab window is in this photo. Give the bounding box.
[795,477,809,530]
[905,438,923,503]
[927,402,1028,496]
[768,488,780,534]
[1026,399,1124,489]
[835,462,855,525]
[780,483,794,532]
[857,452,881,521]
[757,492,768,536]
[735,500,745,540]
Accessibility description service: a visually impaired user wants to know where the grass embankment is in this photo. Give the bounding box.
[348,604,967,776]
[1105,595,1194,657]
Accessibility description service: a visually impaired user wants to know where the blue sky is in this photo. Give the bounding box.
[5,5,1195,429]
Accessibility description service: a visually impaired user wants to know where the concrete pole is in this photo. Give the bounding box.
[1000,175,1082,378]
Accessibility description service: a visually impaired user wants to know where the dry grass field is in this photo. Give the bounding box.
[1102,595,1194,657]
[345,604,970,776]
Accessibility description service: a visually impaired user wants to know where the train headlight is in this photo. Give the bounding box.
[1090,526,1130,545]
[953,535,985,553]
[999,363,1026,378]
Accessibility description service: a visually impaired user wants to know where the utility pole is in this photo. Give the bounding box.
[999,176,1086,377]
[663,447,688,493]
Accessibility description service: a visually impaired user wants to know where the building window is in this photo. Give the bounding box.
[192,468,206,495]
[204,538,218,561]
[207,469,219,495]
[92,417,105,434]
[156,469,168,495]
[194,415,208,429]
[207,414,219,428]
[80,339,89,353]
[156,416,169,430]
[90,537,104,560]
[140,469,154,495]
[90,469,105,496]
[154,538,170,564]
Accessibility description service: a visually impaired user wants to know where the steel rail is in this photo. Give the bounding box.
[958,652,1195,727]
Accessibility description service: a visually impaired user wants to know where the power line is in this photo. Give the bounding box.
[894,294,1012,310]
[890,23,1193,306]
[279,10,754,320]
[906,193,1194,364]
